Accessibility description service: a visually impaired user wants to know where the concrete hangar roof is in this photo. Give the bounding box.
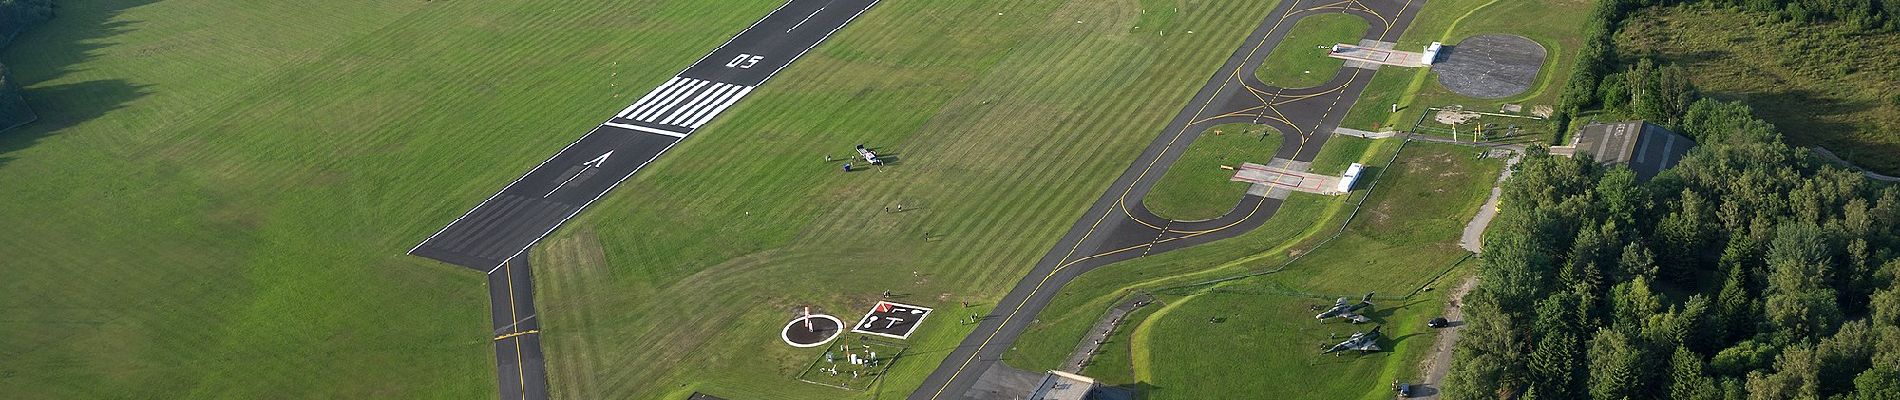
[1564,121,1695,181]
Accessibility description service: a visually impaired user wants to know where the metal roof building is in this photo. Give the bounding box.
[1027,371,1133,400]
[1558,121,1695,181]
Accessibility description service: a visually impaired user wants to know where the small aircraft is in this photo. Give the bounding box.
[1315,292,1375,323]
[1323,325,1383,355]
[856,144,883,165]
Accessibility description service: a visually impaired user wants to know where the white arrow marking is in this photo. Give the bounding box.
[545,151,613,197]
[584,151,613,167]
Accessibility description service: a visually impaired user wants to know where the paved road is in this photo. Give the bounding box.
[907,1,1426,399]
[1461,147,1520,253]
[1416,276,1478,399]
[490,258,548,400]
[411,0,883,272]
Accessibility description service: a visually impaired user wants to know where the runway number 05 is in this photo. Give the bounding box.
[726,54,764,69]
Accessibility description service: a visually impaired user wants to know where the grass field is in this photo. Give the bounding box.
[1254,12,1369,88]
[513,1,1393,399]
[1142,123,1281,221]
[999,133,1411,373]
[0,1,1516,399]
[1106,141,1499,399]
[0,0,761,396]
[1340,0,1593,137]
[1616,6,1900,174]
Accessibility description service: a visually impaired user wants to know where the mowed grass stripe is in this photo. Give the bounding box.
[0,0,802,398]
[530,1,1292,398]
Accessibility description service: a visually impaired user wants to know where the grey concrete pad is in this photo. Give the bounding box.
[1336,127,1399,139]
[1434,34,1547,99]
[1233,162,1341,195]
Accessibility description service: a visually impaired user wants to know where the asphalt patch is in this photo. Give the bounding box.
[1434,34,1547,99]
[852,301,932,340]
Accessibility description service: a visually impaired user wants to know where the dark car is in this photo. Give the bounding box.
[1427,317,1451,328]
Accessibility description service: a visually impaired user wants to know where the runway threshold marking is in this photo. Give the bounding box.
[601,122,688,138]
[412,0,882,271]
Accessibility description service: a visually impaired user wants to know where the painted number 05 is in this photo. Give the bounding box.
[726,54,764,69]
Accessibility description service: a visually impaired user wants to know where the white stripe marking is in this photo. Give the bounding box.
[663,84,736,126]
[688,86,754,128]
[788,7,825,32]
[626,78,696,119]
[602,122,688,138]
[617,77,682,118]
[638,80,709,121]
[637,79,705,121]
[680,85,744,126]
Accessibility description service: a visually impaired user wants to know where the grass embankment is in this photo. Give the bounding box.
[1002,134,1405,376]
[1255,13,1371,88]
[0,0,726,396]
[1340,0,1593,138]
[1143,124,1281,221]
[1127,142,1502,400]
[1617,6,1900,174]
[522,1,1345,399]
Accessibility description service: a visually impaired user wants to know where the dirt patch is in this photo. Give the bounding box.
[1434,109,1481,125]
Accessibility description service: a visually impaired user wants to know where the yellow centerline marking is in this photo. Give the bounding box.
[503,260,528,399]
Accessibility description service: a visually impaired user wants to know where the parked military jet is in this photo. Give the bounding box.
[1315,292,1375,323]
[1323,325,1383,355]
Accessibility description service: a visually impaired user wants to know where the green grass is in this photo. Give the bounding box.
[1339,0,1593,137]
[0,1,1507,398]
[1001,133,1404,374]
[1077,304,1158,383]
[0,0,745,396]
[519,1,1360,399]
[1142,123,1282,221]
[1616,6,1900,174]
[1309,135,1377,176]
[1003,140,1499,397]
[1264,142,1501,295]
[1131,289,1449,399]
[1116,141,1500,399]
[1254,13,1370,88]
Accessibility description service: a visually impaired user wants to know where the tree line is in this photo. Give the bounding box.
[1443,0,1900,398]
[0,0,50,131]
[1550,0,1898,139]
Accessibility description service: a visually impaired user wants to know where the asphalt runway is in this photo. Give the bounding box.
[403,2,881,399]
[907,1,1427,399]
[412,0,882,272]
[490,258,548,400]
